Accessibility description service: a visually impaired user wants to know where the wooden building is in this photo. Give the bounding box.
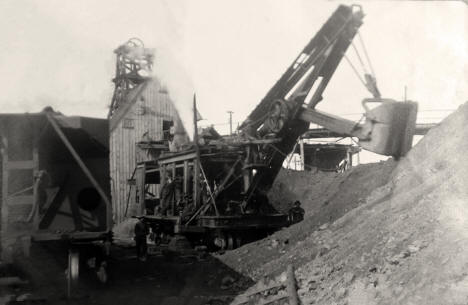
[0,110,111,260]
[109,78,188,223]
[290,142,360,172]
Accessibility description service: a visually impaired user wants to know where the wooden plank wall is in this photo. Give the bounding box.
[0,117,38,260]
[109,79,180,224]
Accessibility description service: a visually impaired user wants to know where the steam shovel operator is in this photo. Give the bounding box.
[288,200,305,224]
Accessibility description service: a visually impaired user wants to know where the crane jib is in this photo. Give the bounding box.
[241,5,364,132]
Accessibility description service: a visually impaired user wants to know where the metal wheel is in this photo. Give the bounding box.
[264,99,289,134]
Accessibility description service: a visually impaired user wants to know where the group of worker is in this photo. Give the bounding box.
[154,172,205,219]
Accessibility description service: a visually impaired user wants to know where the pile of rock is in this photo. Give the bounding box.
[229,103,468,304]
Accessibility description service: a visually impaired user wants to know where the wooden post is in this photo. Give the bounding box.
[159,165,166,216]
[1,137,8,261]
[193,159,199,208]
[243,146,251,193]
[299,139,305,170]
[170,163,176,216]
[30,148,40,228]
[139,163,146,215]
[160,165,166,188]
[287,265,299,305]
[171,163,176,181]
[193,94,200,208]
[227,110,233,135]
[183,160,188,194]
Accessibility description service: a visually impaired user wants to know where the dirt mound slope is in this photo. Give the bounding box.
[225,103,468,305]
[219,160,396,279]
[269,161,396,215]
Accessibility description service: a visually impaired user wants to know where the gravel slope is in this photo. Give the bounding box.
[227,102,468,305]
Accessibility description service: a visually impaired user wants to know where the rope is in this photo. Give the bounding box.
[351,42,368,74]
[358,31,376,77]
[343,31,380,96]
[343,54,367,88]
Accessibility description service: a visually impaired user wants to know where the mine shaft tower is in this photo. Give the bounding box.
[108,38,154,118]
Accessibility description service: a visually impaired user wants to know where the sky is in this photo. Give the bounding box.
[0,0,466,147]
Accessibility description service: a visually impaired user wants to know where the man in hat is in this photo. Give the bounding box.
[288,200,305,224]
[134,216,149,261]
[159,173,175,216]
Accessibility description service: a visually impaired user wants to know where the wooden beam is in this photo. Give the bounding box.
[299,108,359,136]
[1,137,9,254]
[6,195,34,205]
[193,158,200,208]
[193,95,200,209]
[302,122,435,139]
[32,230,109,241]
[171,163,176,180]
[226,138,282,145]
[183,161,188,194]
[5,160,35,170]
[38,175,69,230]
[138,162,146,216]
[158,151,197,165]
[287,265,299,305]
[161,164,166,183]
[299,139,305,170]
[136,143,167,150]
[214,158,241,199]
[30,147,39,225]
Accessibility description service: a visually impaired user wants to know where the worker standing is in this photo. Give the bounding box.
[159,174,175,216]
[288,201,305,224]
[134,216,149,261]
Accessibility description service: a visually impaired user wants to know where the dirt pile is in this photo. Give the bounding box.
[219,161,396,279]
[268,161,396,215]
[226,103,468,305]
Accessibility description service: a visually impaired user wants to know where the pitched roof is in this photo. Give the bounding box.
[109,80,152,132]
[109,77,202,134]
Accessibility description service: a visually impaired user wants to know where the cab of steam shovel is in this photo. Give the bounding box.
[358,98,418,158]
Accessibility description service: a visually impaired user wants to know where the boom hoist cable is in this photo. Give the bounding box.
[343,31,381,98]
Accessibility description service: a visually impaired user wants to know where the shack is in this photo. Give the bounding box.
[291,142,360,172]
